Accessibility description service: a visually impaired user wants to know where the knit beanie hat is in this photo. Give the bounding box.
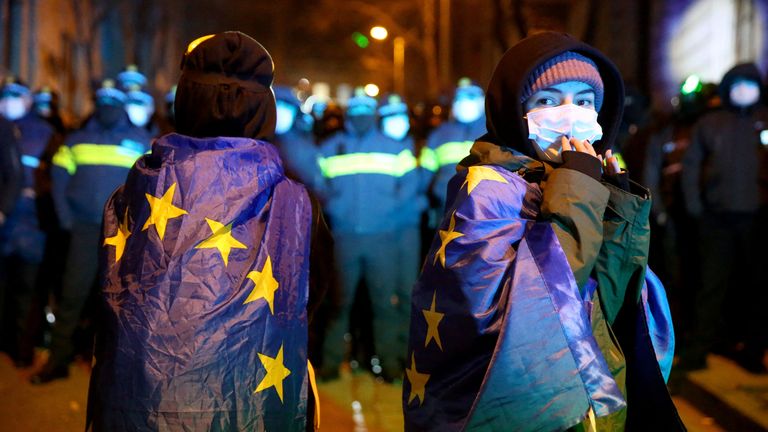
[521,51,604,111]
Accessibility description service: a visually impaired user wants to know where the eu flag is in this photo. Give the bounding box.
[403,165,631,431]
[88,133,313,431]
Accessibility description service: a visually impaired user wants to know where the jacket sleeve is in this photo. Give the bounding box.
[681,121,705,217]
[51,142,75,230]
[594,180,652,324]
[540,166,610,289]
[0,121,22,217]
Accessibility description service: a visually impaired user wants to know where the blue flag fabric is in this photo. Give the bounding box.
[89,133,312,431]
[403,165,628,431]
[642,268,675,382]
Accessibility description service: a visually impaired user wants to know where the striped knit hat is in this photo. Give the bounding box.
[521,51,604,111]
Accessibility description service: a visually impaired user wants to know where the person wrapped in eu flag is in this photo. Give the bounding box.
[87,32,330,431]
[403,32,683,431]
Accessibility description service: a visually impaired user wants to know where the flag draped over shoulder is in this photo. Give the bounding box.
[403,164,628,432]
[89,133,312,432]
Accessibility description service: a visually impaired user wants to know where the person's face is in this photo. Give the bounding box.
[0,94,32,121]
[730,79,761,107]
[381,113,410,140]
[275,100,298,135]
[524,81,596,114]
[126,102,153,128]
[452,95,484,124]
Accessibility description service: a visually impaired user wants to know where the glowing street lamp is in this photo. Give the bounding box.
[364,83,380,97]
[367,25,405,95]
[370,26,389,41]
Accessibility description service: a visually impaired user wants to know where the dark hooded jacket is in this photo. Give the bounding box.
[681,63,768,216]
[0,116,21,219]
[410,32,682,431]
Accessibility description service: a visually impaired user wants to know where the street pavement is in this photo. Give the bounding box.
[0,350,742,431]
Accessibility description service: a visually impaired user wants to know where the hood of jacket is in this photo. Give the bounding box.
[719,62,763,111]
[175,31,276,142]
[482,31,625,158]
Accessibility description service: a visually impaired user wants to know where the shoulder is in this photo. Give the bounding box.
[450,164,540,220]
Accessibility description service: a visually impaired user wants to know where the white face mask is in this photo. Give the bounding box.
[525,104,603,163]
[453,98,484,124]
[381,114,410,140]
[126,104,151,127]
[275,103,297,135]
[730,81,760,107]
[0,97,28,121]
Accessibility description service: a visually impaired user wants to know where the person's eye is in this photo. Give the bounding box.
[537,97,556,106]
[576,99,593,107]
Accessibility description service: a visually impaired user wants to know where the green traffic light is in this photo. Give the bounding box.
[681,75,702,95]
[352,32,370,48]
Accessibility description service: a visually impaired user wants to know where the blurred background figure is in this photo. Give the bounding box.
[0,77,54,367]
[377,93,425,360]
[272,85,321,191]
[422,78,486,221]
[0,113,22,365]
[679,63,768,374]
[313,100,345,143]
[118,65,158,136]
[317,88,413,382]
[633,76,718,355]
[31,79,152,384]
[125,84,158,136]
[33,87,66,134]
[116,64,147,92]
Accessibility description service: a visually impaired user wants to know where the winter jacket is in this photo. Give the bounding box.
[682,64,768,216]
[317,128,419,234]
[0,113,54,261]
[51,116,151,228]
[0,117,21,221]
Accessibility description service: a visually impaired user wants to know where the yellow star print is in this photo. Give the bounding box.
[405,353,430,406]
[255,344,291,403]
[104,209,131,262]
[462,165,508,195]
[195,218,247,266]
[423,291,444,350]
[244,255,279,314]
[433,211,464,268]
[142,182,188,240]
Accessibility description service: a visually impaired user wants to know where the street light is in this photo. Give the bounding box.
[370,26,388,41]
[369,25,405,96]
[364,83,380,97]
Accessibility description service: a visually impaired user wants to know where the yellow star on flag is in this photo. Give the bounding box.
[422,291,444,350]
[433,211,464,268]
[255,344,291,403]
[405,353,430,406]
[462,165,508,195]
[142,182,188,240]
[245,256,280,314]
[195,218,247,266]
[104,209,131,262]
